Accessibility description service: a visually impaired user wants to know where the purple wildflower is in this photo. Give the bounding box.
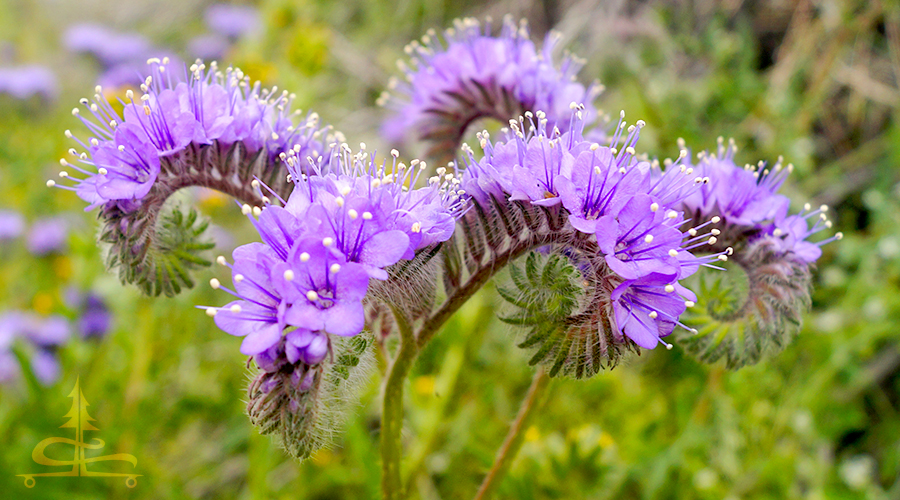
[78,293,112,339]
[0,312,70,386]
[272,239,369,336]
[0,209,25,241]
[53,58,333,210]
[0,65,58,100]
[188,34,231,61]
[278,143,467,277]
[30,349,61,386]
[680,138,840,262]
[460,110,727,353]
[210,242,288,355]
[380,17,603,162]
[610,273,697,349]
[64,24,154,66]
[205,4,262,40]
[26,217,69,255]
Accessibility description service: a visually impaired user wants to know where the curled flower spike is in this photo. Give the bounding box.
[457,110,729,376]
[675,138,840,368]
[51,58,343,296]
[202,140,467,455]
[381,16,604,163]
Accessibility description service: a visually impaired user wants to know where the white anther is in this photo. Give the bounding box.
[330,264,341,274]
[306,290,319,301]
[711,216,721,223]
[708,236,717,245]
[820,204,829,212]
[205,308,217,317]
[644,235,654,243]
[836,232,844,240]
[300,252,310,262]
[664,285,675,293]
[411,222,421,233]
[322,237,334,247]
[335,197,344,207]
[283,270,295,281]
[234,274,244,282]
[126,89,133,99]
[230,304,242,313]
[773,228,783,237]
[667,211,677,219]
[252,206,262,217]
[649,311,658,319]
[209,278,221,289]
[391,149,399,158]
[718,255,728,261]
[650,203,659,212]
[347,209,358,219]
[688,228,697,236]
[240,204,251,215]
[216,255,227,266]
[59,171,68,178]
[362,212,373,220]
[685,301,695,308]
[668,249,679,257]
[46,180,56,187]
[251,179,260,188]
[711,229,720,235]
[98,167,108,175]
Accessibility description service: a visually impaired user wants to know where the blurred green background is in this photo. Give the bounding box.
[0,0,896,498]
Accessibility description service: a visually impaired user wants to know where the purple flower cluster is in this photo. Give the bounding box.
[0,65,58,100]
[205,144,465,387]
[0,210,25,242]
[26,216,69,256]
[51,58,332,212]
[380,17,603,161]
[462,111,729,350]
[681,138,842,263]
[189,4,262,61]
[63,23,180,89]
[0,311,71,386]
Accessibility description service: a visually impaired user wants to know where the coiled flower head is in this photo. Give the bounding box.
[459,110,728,377]
[675,138,841,368]
[51,58,343,296]
[203,143,466,455]
[380,17,604,164]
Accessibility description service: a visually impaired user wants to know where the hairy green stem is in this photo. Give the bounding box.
[380,224,585,499]
[473,368,550,500]
[382,305,418,500]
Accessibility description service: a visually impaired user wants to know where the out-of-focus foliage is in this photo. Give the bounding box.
[0,0,896,499]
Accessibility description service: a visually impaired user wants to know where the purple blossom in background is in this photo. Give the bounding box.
[0,311,70,386]
[0,312,22,383]
[205,4,262,39]
[0,65,58,100]
[20,314,71,348]
[380,16,603,161]
[26,217,69,255]
[63,24,153,66]
[78,293,112,339]
[0,209,25,241]
[187,34,230,61]
[30,348,60,386]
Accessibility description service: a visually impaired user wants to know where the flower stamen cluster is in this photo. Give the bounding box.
[380,16,604,162]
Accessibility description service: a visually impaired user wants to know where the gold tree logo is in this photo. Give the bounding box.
[17,378,140,488]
